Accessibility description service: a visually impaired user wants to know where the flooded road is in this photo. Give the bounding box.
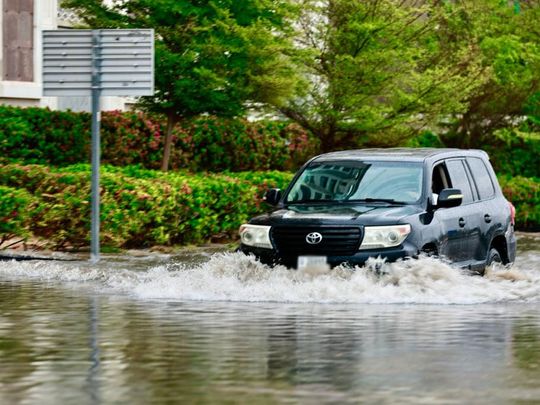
[0,234,539,404]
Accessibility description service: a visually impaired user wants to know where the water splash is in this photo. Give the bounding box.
[0,252,539,304]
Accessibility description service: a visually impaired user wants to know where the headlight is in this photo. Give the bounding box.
[239,224,273,249]
[359,224,411,250]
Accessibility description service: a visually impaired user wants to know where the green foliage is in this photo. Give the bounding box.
[0,105,90,165]
[175,117,317,172]
[440,2,540,148]
[499,176,540,231]
[0,106,163,167]
[485,126,540,178]
[406,124,540,179]
[62,0,303,170]
[228,171,296,199]
[61,0,300,119]
[271,0,540,154]
[282,0,486,151]
[0,186,35,245]
[57,0,540,168]
[100,110,167,167]
[1,162,537,247]
[0,106,313,172]
[407,131,445,148]
[0,163,293,249]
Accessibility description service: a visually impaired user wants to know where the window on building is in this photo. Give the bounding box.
[3,0,34,82]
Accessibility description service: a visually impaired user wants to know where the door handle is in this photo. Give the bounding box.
[484,214,492,223]
[459,218,466,228]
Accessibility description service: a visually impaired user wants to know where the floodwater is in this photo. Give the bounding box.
[0,235,539,404]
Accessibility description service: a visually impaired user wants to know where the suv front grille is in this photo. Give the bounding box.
[271,226,362,256]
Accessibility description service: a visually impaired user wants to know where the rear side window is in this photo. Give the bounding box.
[445,160,474,204]
[467,157,495,200]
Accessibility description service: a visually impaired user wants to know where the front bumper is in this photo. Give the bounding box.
[239,242,419,269]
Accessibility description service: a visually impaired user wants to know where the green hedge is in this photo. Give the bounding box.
[0,106,317,172]
[0,163,536,249]
[0,106,89,166]
[174,116,315,172]
[0,163,293,249]
[0,186,35,245]
[499,176,540,231]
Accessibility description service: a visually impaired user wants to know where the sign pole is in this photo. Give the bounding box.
[90,30,101,263]
[42,28,154,264]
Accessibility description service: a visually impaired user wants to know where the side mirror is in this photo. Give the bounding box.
[437,188,463,208]
[263,188,282,206]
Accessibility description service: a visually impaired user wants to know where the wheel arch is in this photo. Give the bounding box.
[421,242,438,256]
[490,234,510,264]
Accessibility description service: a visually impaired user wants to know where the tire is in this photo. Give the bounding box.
[479,247,502,276]
[420,246,438,258]
[486,248,502,266]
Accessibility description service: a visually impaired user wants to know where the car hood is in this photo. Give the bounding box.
[250,204,421,226]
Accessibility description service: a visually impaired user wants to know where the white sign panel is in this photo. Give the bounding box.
[43,29,154,97]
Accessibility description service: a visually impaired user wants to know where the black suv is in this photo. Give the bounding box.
[238,148,516,272]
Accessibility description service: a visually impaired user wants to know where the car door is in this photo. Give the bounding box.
[436,159,479,263]
[465,157,498,262]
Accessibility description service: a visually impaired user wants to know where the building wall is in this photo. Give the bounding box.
[0,0,131,111]
[0,0,57,108]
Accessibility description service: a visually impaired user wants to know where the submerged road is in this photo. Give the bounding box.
[0,234,539,404]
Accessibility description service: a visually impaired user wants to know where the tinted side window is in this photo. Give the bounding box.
[445,160,474,204]
[467,157,495,200]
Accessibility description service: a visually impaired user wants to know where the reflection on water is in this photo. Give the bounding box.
[0,233,538,403]
[512,321,540,391]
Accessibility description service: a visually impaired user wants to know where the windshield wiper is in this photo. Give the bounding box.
[350,198,408,205]
[286,198,408,205]
[286,199,342,204]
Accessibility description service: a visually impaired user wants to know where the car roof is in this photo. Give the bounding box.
[312,148,489,163]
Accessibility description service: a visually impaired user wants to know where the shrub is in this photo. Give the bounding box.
[174,117,316,172]
[100,110,170,168]
[0,163,293,249]
[0,106,89,165]
[0,186,35,246]
[407,121,540,179]
[407,131,445,148]
[499,176,540,231]
[0,106,317,172]
[0,163,537,249]
[486,128,540,178]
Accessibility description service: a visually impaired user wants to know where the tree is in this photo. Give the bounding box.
[281,0,488,152]
[62,0,301,170]
[439,0,540,149]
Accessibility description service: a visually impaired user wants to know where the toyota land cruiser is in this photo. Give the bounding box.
[238,148,516,273]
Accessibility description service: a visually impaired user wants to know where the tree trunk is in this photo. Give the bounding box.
[161,114,177,172]
[320,133,336,153]
[320,125,346,153]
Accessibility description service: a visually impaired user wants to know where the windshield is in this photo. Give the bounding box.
[286,160,424,204]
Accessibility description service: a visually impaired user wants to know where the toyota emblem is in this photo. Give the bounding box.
[306,232,323,245]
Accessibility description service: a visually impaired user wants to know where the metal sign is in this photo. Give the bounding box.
[42,29,155,263]
[43,29,154,96]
